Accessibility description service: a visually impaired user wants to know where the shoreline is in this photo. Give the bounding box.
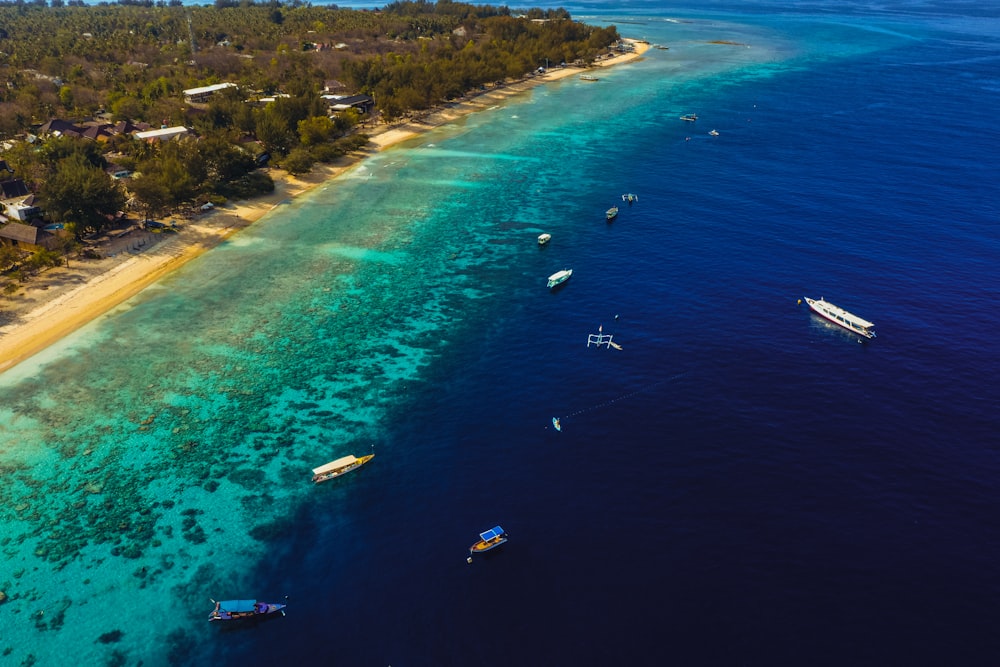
[0,44,647,374]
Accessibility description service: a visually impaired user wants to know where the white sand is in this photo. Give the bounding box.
[0,44,647,373]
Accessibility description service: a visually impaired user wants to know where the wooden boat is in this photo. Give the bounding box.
[579,74,599,81]
[804,297,876,339]
[547,268,572,288]
[311,450,375,483]
[680,113,698,122]
[552,417,562,431]
[469,525,508,556]
[537,233,552,245]
[209,599,286,622]
[606,206,619,221]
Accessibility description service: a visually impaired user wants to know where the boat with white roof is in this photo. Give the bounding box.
[311,448,375,483]
[804,297,876,338]
[547,269,573,288]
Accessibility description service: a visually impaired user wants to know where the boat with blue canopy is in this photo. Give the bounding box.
[469,525,508,556]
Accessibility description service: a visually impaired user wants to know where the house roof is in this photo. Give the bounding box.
[134,126,189,141]
[37,119,85,137]
[113,120,152,135]
[0,221,42,243]
[0,179,29,199]
[183,82,237,97]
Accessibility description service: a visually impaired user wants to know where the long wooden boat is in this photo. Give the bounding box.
[312,451,375,483]
[804,297,876,338]
[469,525,508,556]
[209,599,286,622]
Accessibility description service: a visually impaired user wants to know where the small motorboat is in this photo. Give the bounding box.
[709,129,720,136]
[606,206,619,221]
[579,74,599,81]
[537,233,552,245]
[547,268,573,288]
[469,526,508,557]
[209,599,286,622]
[680,113,698,122]
[552,417,562,431]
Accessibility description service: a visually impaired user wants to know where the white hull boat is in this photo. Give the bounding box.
[547,269,573,288]
[805,297,876,338]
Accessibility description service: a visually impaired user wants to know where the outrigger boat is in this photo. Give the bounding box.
[622,193,638,204]
[209,599,286,622]
[547,269,573,289]
[469,526,508,556]
[804,297,876,339]
[312,448,375,483]
[606,206,619,221]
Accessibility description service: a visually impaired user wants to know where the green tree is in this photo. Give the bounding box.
[128,173,173,221]
[297,115,335,147]
[41,155,126,235]
[281,146,314,175]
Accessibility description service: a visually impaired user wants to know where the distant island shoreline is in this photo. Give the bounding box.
[0,42,647,374]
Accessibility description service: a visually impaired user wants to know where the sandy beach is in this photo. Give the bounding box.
[0,44,646,374]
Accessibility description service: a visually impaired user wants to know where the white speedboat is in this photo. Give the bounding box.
[538,233,552,245]
[547,269,573,288]
[804,297,876,338]
[709,129,719,136]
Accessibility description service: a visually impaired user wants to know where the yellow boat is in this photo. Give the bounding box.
[311,450,375,483]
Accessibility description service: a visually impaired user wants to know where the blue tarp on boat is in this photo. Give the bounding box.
[479,526,505,541]
[219,600,256,613]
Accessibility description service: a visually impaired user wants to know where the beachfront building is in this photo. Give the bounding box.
[323,94,375,116]
[183,82,237,104]
[0,220,57,251]
[0,178,39,222]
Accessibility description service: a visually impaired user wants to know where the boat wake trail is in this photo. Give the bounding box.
[550,372,688,430]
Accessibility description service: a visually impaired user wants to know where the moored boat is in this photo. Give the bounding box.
[622,193,638,203]
[537,233,552,245]
[804,297,876,338]
[579,74,599,81]
[547,268,573,288]
[311,450,375,483]
[209,599,286,622]
[606,206,619,221]
[680,113,698,122]
[469,525,508,556]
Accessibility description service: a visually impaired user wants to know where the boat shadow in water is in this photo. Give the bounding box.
[808,314,873,344]
[549,281,571,294]
[211,610,287,634]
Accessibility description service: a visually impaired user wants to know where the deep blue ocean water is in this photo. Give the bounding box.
[2,2,999,665]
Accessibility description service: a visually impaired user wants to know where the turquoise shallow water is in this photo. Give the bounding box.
[3,3,1000,665]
